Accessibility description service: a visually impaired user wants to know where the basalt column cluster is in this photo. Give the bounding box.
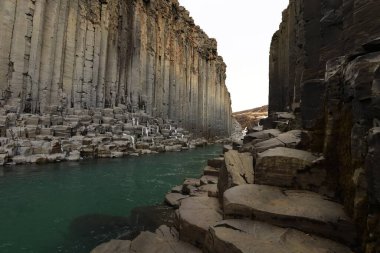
[268,0,380,252]
[0,0,232,137]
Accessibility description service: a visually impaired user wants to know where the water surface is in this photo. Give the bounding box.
[0,145,222,253]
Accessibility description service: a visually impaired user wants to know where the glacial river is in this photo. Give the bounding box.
[0,145,222,253]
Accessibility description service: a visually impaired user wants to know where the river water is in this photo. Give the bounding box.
[0,145,222,253]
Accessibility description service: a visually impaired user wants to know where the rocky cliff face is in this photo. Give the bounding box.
[269,0,380,252]
[0,0,231,137]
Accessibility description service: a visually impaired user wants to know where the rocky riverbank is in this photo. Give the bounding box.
[92,121,358,253]
[0,107,213,167]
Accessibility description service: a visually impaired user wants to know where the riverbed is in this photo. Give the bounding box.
[0,145,222,253]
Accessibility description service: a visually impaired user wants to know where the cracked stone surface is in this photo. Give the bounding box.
[177,196,222,247]
[223,184,356,245]
[217,150,254,200]
[254,147,320,188]
[91,225,200,253]
[204,219,354,253]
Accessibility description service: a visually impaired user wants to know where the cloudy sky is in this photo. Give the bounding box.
[178,0,289,112]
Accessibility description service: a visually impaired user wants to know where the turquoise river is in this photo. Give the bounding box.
[0,145,222,253]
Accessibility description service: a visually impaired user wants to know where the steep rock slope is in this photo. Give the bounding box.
[0,0,232,137]
[268,0,380,252]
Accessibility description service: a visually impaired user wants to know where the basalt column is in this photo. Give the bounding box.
[268,0,380,252]
[0,0,232,138]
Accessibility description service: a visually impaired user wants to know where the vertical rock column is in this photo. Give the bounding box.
[0,0,232,137]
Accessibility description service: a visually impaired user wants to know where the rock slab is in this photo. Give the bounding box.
[204,219,354,253]
[177,196,222,247]
[218,150,253,199]
[223,184,356,245]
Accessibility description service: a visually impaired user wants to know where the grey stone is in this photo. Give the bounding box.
[91,240,131,253]
[255,147,320,189]
[165,193,188,208]
[203,166,219,177]
[218,150,253,200]
[177,196,222,247]
[207,157,225,168]
[223,184,357,245]
[204,219,354,253]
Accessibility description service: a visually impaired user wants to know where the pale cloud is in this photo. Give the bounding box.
[178,0,289,112]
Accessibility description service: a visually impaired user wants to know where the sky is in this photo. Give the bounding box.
[178,0,289,112]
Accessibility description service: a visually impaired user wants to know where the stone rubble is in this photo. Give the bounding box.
[0,109,210,166]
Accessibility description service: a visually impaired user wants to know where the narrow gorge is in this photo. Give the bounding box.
[1,0,380,253]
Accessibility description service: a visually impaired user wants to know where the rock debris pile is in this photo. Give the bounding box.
[0,108,208,165]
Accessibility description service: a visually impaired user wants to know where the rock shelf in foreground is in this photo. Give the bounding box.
[223,184,356,245]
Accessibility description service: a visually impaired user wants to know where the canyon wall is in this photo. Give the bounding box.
[0,0,232,137]
[269,0,380,252]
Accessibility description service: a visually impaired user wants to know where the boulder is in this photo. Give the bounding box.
[52,125,72,138]
[171,185,183,194]
[165,193,188,208]
[204,219,354,253]
[164,145,182,152]
[28,155,48,164]
[200,175,218,185]
[255,147,321,189]
[12,155,27,164]
[46,153,66,162]
[223,184,357,245]
[67,150,81,161]
[39,128,53,136]
[207,157,225,168]
[249,130,304,154]
[203,166,219,177]
[25,115,40,126]
[25,126,38,138]
[223,145,232,153]
[243,129,281,144]
[218,150,253,200]
[0,153,9,165]
[177,196,222,247]
[129,226,201,253]
[91,240,131,253]
[199,184,218,198]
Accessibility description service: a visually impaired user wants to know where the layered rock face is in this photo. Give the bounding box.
[268,1,380,252]
[0,0,231,137]
[269,0,380,114]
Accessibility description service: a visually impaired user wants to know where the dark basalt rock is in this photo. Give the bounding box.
[269,1,380,251]
[366,128,380,206]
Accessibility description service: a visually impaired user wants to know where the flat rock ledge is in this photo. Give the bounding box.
[91,225,200,253]
[223,184,356,245]
[203,219,354,253]
[177,196,222,247]
[254,147,321,189]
